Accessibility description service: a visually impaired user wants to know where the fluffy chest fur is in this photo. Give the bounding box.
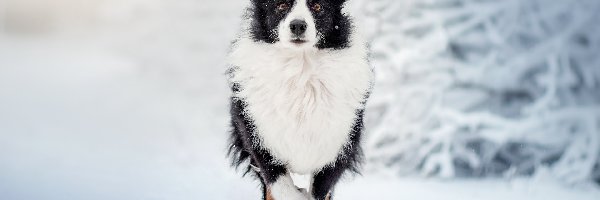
[229,39,373,174]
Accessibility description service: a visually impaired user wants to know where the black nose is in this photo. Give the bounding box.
[290,20,307,36]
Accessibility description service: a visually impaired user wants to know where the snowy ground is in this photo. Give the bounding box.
[1,0,599,199]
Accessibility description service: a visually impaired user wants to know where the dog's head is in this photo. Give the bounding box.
[248,0,352,50]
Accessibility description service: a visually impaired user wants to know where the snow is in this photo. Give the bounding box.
[338,176,600,200]
[0,0,599,199]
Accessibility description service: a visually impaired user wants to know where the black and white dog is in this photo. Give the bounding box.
[227,0,373,199]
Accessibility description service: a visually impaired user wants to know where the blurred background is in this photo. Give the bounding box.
[0,0,599,199]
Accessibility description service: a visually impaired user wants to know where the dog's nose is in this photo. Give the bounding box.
[290,20,307,36]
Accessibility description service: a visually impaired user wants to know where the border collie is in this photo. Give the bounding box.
[227,0,373,199]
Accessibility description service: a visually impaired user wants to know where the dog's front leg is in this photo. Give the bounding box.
[251,149,311,200]
[310,165,346,200]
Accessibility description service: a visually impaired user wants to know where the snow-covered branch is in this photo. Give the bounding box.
[359,0,600,185]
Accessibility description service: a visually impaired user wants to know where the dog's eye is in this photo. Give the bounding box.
[312,3,322,12]
[277,3,290,11]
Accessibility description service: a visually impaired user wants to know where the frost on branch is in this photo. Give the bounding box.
[357,0,600,184]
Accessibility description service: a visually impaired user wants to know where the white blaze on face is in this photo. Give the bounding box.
[277,0,318,48]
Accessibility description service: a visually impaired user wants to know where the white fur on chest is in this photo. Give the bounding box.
[229,39,373,174]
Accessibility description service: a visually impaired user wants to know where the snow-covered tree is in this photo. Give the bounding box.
[357,0,600,184]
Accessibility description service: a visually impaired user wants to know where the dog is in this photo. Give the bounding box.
[227,0,373,199]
